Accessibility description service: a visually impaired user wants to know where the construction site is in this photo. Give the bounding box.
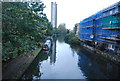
[79,1,120,63]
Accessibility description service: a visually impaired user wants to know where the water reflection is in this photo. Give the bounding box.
[21,36,120,79]
[50,37,57,65]
[57,36,65,43]
[71,45,120,79]
[21,51,48,79]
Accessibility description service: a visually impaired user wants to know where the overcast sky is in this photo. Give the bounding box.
[42,0,119,30]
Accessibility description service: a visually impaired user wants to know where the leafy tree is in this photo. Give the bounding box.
[73,25,77,34]
[57,23,67,34]
[2,2,53,61]
[64,32,80,45]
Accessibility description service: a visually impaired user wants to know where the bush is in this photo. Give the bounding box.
[69,36,80,45]
[64,32,80,45]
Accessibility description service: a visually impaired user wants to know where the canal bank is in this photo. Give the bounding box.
[2,48,42,80]
[80,43,120,65]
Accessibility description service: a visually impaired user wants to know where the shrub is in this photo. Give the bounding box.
[64,32,80,45]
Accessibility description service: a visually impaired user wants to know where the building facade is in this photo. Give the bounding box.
[79,1,120,55]
[75,23,80,37]
[51,2,57,28]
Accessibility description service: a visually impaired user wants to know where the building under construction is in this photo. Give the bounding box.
[79,1,120,55]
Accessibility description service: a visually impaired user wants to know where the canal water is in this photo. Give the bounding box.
[21,36,120,79]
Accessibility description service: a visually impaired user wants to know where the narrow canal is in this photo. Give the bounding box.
[21,36,120,79]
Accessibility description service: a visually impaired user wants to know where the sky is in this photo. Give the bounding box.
[42,0,119,30]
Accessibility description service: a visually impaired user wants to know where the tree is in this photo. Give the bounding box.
[57,23,67,34]
[64,32,80,45]
[73,24,77,34]
[2,2,53,61]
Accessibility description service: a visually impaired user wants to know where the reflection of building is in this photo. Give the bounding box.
[50,38,56,65]
[51,2,57,28]
[77,51,120,79]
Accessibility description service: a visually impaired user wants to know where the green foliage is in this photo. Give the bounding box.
[70,36,80,45]
[64,32,80,45]
[57,23,67,34]
[2,2,53,61]
[73,26,77,34]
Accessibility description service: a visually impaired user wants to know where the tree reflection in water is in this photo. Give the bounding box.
[21,51,49,80]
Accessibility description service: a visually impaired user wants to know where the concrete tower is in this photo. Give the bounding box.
[51,2,57,28]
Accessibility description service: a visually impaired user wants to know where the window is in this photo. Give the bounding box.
[108,44,115,51]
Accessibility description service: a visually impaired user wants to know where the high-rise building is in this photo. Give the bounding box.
[51,2,57,28]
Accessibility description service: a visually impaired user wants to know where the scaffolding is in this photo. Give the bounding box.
[102,14,120,29]
[79,1,120,54]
